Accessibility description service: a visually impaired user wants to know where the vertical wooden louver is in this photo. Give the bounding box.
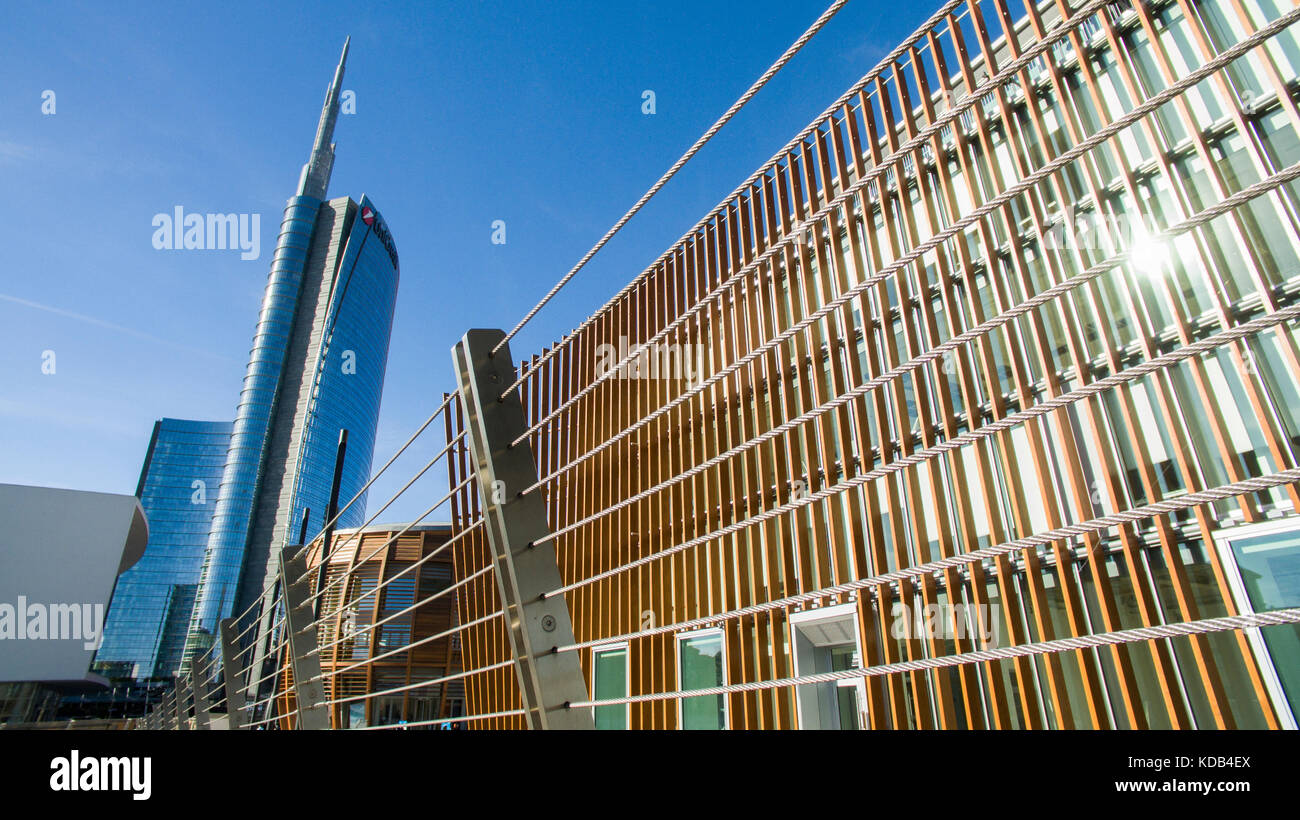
[443,0,1300,730]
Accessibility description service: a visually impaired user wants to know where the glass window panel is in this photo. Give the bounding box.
[593,646,628,730]
[1226,528,1300,722]
[678,631,726,729]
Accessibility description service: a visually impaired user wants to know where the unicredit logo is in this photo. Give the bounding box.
[358,199,398,270]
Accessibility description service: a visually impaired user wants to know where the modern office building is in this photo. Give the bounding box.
[444,0,1300,729]
[92,419,232,682]
[184,38,401,664]
[269,524,463,729]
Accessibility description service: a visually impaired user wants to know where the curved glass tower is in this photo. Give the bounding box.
[184,39,400,662]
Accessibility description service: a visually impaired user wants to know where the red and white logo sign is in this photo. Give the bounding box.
[361,206,376,226]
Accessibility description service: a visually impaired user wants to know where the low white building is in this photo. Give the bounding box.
[0,483,147,685]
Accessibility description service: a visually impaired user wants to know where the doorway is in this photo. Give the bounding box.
[790,603,866,730]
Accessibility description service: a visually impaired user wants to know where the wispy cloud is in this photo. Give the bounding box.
[0,140,35,164]
[0,397,139,438]
[0,292,237,363]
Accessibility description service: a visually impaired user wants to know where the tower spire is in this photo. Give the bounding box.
[297,36,350,199]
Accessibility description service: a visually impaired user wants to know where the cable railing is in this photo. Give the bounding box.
[136,387,492,728]
[318,659,515,710]
[139,0,1300,731]
[494,0,994,395]
[298,469,473,610]
[493,0,855,359]
[504,0,1226,456]
[145,386,508,729]
[538,166,1300,599]
[569,608,1300,710]
[306,548,489,659]
[522,53,1300,519]
[436,0,1300,731]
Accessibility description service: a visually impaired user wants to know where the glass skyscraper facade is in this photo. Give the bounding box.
[94,418,233,681]
[184,40,399,662]
[280,194,399,556]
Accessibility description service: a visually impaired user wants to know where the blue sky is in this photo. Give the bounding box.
[0,0,922,525]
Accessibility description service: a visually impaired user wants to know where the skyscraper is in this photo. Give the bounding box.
[184,38,400,662]
[94,418,233,681]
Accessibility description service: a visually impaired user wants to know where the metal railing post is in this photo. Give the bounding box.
[191,667,211,730]
[219,618,247,729]
[452,328,594,729]
[279,544,331,729]
[246,578,282,713]
[150,693,163,730]
[163,689,178,730]
[314,430,348,617]
[174,675,191,730]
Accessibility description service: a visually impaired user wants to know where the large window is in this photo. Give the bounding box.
[592,644,628,730]
[1216,522,1300,729]
[677,630,726,730]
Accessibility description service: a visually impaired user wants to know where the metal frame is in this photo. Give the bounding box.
[219,618,247,729]
[190,669,210,730]
[163,688,178,730]
[675,628,729,730]
[1212,519,1300,730]
[590,642,632,729]
[278,543,331,729]
[452,328,594,729]
[440,0,1300,730]
[247,576,282,709]
[174,676,190,730]
[788,602,866,729]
